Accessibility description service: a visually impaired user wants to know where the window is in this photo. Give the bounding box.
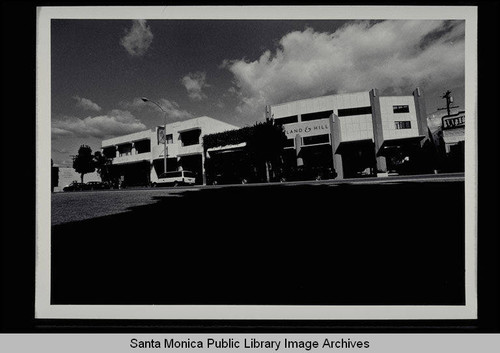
[337,106,372,117]
[284,138,295,148]
[103,147,116,158]
[303,134,330,145]
[395,121,412,129]
[118,144,132,156]
[134,139,151,154]
[301,110,333,122]
[165,134,173,144]
[393,105,410,113]
[274,115,298,125]
[180,129,201,146]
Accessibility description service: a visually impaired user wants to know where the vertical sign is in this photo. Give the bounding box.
[157,126,166,144]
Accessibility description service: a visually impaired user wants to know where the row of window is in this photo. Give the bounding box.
[337,106,372,117]
[284,120,411,148]
[302,110,333,121]
[275,115,299,125]
[275,104,409,125]
[285,134,331,148]
[393,105,410,113]
[275,107,372,125]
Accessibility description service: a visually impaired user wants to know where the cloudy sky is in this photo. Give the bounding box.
[51,18,465,167]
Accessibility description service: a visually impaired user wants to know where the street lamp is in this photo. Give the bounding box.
[142,97,168,174]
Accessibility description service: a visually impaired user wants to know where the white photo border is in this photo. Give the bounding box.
[36,5,478,320]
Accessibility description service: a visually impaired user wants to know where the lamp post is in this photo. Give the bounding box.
[142,97,168,174]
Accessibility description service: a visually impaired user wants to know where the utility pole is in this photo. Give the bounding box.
[437,90,459,116]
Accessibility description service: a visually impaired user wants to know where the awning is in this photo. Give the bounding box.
[377,135,426,156]
[335,139,373,154]
[442,128,465,145]
[206,142,247,156]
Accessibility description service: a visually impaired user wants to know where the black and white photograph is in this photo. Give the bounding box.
[35,6,478,321]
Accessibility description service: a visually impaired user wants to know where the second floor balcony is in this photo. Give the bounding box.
[112,151,152,164]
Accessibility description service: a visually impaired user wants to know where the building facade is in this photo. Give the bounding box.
[428,110,465,173]
[101,116,238,186]
[266,88,430,178]
[439,111,465,154]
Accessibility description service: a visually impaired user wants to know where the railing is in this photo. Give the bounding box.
[111,152,151,164]
[177,144,203,156]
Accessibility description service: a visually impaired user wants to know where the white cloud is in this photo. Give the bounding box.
[224,20,465,121]
[73,95,102,111]
[52,110,147,139]
[118,97,149,110]
[157,98,194,120]
[119,97,194,121]
[51,127,74,138]
[54,147,69,154]
[181,72,210,101]
[120,20,153,56]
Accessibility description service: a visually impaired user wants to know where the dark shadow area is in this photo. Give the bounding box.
[51,182,464,305]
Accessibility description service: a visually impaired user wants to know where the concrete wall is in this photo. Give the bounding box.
[379,96,420,141]
[271,91,371,119]
[102,129,153,148]
[337,114,374,142]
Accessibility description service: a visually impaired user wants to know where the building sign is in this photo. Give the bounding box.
[284,118,331,138]
[157,126,166,144]
[442,114,465,130]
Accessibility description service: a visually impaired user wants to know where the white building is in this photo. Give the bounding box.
[267,88,429,178]
[101,116,238,186]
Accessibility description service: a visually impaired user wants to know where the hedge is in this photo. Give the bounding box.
[203,125,254,150]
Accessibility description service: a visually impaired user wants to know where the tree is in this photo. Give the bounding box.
[246,118,288,182]
[93,151,112,182]
[73,145,95,183]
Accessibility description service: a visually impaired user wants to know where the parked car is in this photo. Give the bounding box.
[86,181,110,190]
[152,170,196,187]
[212,173,251,185]
[62,181,86,192]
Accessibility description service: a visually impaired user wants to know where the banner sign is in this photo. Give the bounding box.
[157,126,166,144]
[284,118,331,138]
[442,114,465,130]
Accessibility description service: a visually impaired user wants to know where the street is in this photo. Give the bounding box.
[51,174,466,306]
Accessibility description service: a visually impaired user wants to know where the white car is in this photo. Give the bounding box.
[153,170,196,187]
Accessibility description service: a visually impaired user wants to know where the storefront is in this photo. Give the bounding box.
[435,111,465,172]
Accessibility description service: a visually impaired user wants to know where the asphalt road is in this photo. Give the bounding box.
[51,174,466,305]
[52,173,464,225]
